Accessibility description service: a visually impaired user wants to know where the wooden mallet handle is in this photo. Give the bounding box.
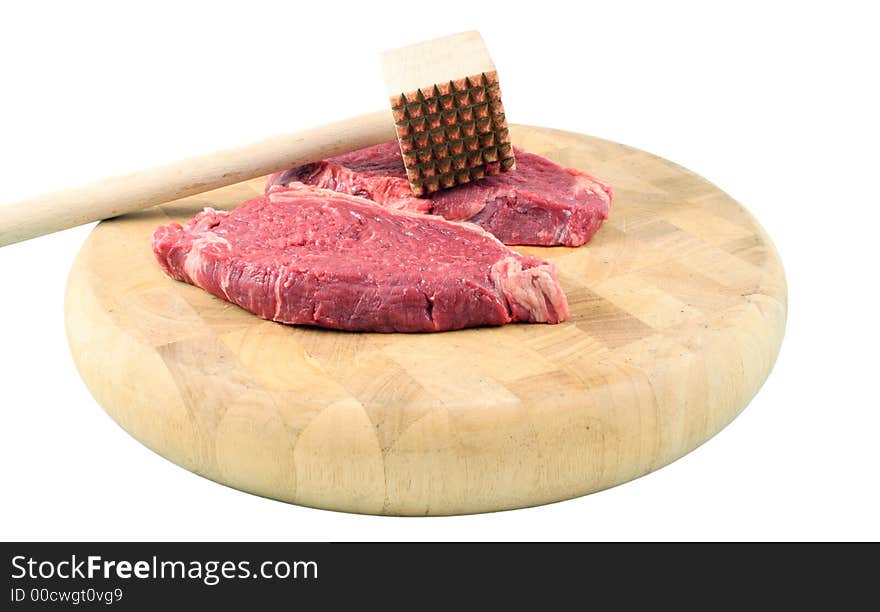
[0,110,395,247]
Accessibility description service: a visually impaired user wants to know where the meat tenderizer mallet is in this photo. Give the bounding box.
[0,31,514,246]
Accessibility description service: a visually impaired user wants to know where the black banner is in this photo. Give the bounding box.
[0,542,873,609]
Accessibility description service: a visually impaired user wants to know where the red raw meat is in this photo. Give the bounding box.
[152,184,569,333]
[267,141,612,247]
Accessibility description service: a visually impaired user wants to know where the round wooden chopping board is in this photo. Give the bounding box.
[65,125,787,515]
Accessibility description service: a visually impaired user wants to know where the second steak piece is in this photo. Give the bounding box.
[267,141,612,247]
[152,184,569,333]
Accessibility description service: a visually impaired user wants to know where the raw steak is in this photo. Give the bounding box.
[267,141,612,247]
[152,184,569,333]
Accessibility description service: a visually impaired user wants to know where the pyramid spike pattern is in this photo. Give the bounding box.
[390,71,515,195]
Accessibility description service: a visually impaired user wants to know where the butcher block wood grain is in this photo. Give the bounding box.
[64,125,787,515]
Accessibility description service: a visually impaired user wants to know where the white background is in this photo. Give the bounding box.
[1,1,877,541]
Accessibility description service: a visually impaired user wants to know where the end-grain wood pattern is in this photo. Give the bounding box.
[64,126,787,515]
